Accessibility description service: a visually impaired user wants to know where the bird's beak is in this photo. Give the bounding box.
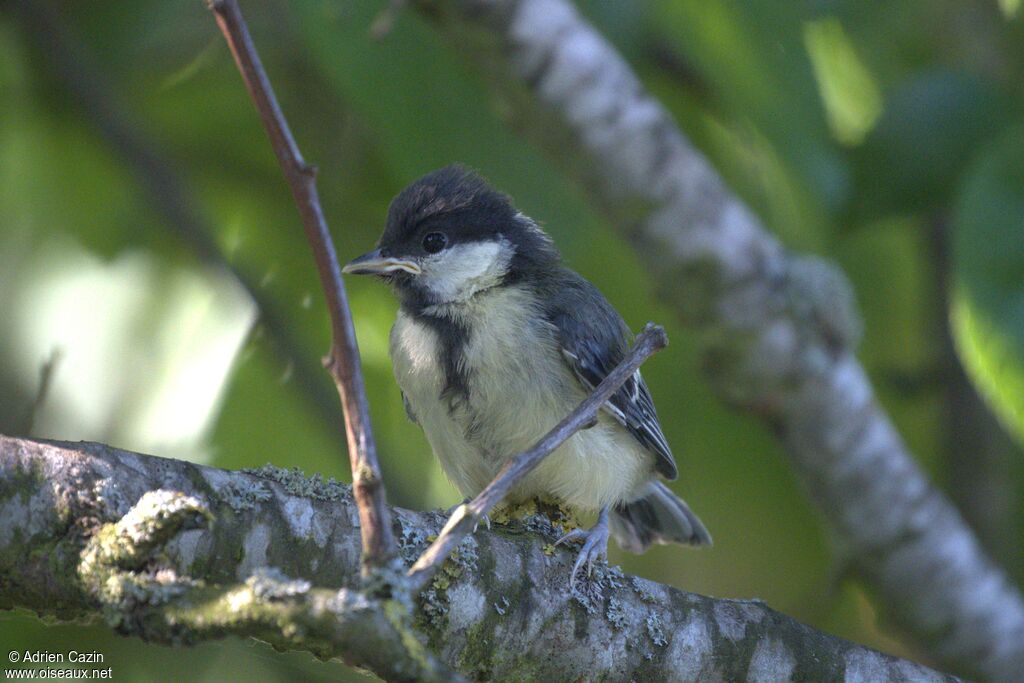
[342,249,421,276]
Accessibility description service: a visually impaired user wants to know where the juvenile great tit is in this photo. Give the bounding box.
[343,165,710,583]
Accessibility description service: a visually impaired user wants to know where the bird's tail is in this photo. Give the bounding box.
[610,481,712,553]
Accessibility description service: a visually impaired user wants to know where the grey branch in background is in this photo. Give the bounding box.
[0,435,960,682]
[408,0,1024,679]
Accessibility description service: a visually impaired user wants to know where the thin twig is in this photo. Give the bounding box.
[206,0,396,571]
[407,323,668,591]
[21,348,61,435]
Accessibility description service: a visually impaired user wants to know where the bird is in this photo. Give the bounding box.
[342,165,710,585]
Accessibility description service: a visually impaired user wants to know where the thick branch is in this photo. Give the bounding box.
[206,0,395,570]
[0,435,958,681]
[407,0,1024,679]
[76,487,455,682]
[408,323,667,590]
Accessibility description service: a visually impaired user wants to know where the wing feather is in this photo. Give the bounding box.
[547,275,678,480]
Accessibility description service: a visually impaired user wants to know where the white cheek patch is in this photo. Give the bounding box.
[419,240,513,303]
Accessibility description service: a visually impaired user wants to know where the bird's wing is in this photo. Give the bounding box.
[546,277,678,481]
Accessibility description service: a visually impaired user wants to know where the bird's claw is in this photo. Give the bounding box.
[473,513,491,534]
[554,528,587,546]
[555,509,610,591]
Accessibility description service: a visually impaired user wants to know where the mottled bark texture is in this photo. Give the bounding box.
[1,435,959,681]
[407,1,1024,680]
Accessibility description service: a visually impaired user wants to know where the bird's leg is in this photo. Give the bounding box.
[445,498,490,531]
[555,506,610,590]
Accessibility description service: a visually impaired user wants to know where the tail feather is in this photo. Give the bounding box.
[610,481,711,553]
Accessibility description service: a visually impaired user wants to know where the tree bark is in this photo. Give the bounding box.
[0,434,958,681]
[406,1,1024,679]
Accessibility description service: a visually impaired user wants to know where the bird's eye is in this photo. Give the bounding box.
[422,232,448,254]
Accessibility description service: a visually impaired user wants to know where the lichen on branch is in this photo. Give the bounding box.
[71,479,454,681]
[407,0,1024,679]
[0,435,960,682]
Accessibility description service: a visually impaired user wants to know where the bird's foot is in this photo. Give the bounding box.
[555,507,610,591]
[445,498,490,532]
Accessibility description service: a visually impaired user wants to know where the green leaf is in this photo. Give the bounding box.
[653,0,849,212]
[952,124,1024,445]
[803,17,883,147]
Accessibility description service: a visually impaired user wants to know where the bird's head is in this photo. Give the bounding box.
[343,165,558,308]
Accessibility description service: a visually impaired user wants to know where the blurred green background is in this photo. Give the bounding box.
[2,0,1023,679]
